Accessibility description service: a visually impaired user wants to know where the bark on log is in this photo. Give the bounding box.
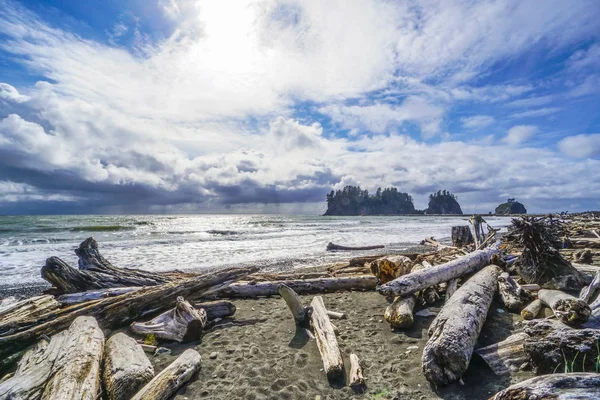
[497,272,532,311]
[369,255,413,285]
[378,247,498,298]
[0,331,66,400]
[103,333,154,400]
[422,265,501,386]
[57,287,141,306]
[193,300,236,320]
[521,299,543,320]
[41,316,104,400]
[213,276,376,298]
[445,279,459,302]
[538,289,591,325]
[0,266,256,371]
[490,373,600,399]
[130,349,201,400]
[349,353,366,393]
[130,297,207,343]
[278,284,308,324]
[310,296,344,379]
[580,271,600,303]
[452,226,474,248]
[384,296,417,329]
[0,295,60,335]
[474,332,528,376]
[327,242,384,251]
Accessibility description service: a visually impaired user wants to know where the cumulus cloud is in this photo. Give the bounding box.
[461,115,495,129]
[503,125,539,145]
[559,134,600,158]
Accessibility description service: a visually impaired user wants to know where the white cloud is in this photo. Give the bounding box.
[511,107,561,119]
[0,83,29,103]
[559,134,600,158]
[505,95,554,108]
[461,115,495,129]
[503,125,539,145]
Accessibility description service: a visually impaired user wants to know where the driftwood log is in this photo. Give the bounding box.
[497,272,532,311]
[384,296,417,330]
[310,296,343,379]
[378,247,498,298]
[349,353,366,393]
[520,299,543,320]
[327,242,384,251]
[580,271,600,303]
[193,300,236,320]
[0,331,66,399]
[278,284,309,324]
[57,287,141,306]
[0,266,256,371]
[490,373,600,399]
[103,333,154,400]
[451,226,473,247]
[130,349,201,400]
[474,332,528,376]
[422,265,501,386]
[131,297,207,343]
[213,276,376,298]
[538,289,591,325]
[445,278,459,302]
[369,255,413,285]
[41,316,104,400]
[0,295,60,335]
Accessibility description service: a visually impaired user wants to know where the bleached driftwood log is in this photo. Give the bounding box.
[131,297,207,342]
[0,295,59,335]
[130,349,201,400]
[213,276,376,298]
[193,300,236,320]
[57,287,141,306]
[278,283,308,324]
[384,296,417,330]
[521,299,543,320]
[451,226,473,248]
[497,272,532,311]
[538,289,591,325]
[41,316,104,400]
[327,242,384,251]
[310,296,343,379]
[369,255,413,284]
[327,311,346,320]
[580,271,600,303]
[378,247,498,297]
[0,331,66,399]
[474,332,528,376]
[490,373,600,399]
[349,353,366,393]
[103,333,154,400]
[0,266,256,369]
[422,265,501,386]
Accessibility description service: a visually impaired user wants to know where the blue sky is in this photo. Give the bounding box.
[0,0,599,214]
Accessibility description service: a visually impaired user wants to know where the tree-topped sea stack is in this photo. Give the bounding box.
[426,190,463,215]
[324,186,415,216]
[495,198,527,214]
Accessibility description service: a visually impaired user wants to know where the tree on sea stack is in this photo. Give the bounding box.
[495,198,527,214]
[426,190,463,215]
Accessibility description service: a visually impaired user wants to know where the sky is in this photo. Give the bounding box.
[0,0,599,215]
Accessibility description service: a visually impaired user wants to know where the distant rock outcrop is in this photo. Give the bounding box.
[324,186,415,216]
[426,190,463,215]
[495,198,527,214]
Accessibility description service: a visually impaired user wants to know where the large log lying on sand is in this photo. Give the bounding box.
[0,295,60,335]
[42,237,193,294]
[538,289,591,325]
[327,242,384,251]
[422,265,501,386]
[474,332,529,376]
[0,266,256,370]
[378,247,498,298]
[310,296,344,380]
[42,316,104,400]
[490,373,600,399]
[131,349,201,400]
[0,331,66,399]
[212,275,376,298]
[130,297,207,343]
[193,300,236,320]
[103,333,154,400]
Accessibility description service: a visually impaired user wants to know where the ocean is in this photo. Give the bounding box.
[0,214,512,287]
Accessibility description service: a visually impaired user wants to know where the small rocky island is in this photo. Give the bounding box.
[495,198,527,214]
[425,190,463,215]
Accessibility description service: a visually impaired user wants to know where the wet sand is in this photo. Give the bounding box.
[148,290,532,400]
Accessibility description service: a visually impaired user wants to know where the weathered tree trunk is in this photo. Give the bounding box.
[41,316,104,400]
[0,331,66,399]
[474,332,528,376]
[445,278,459,302]
[490,373,600,399]
[520,299,543,320]
[0,266,256,370]
[349,353,366,393]
[327,242,384,251]
[131,297,207,343]
[422,265,501,386]
[130,349,201,400]
[384,296,417,329]
[538,289,591,325]
[278,284,308,324]
[580,271,600,303]
[213,276,376,298]
[193,300,236,320]
[103,333,154,400]
[452,226,474,247]
[310,296,344,379]
[369,255,413,284]
[57,287,141,306]
[378,247,498,298]
[497,273,532,311]
[0,295,60,335]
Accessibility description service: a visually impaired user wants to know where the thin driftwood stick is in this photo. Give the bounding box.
[538,289,591,325]
[520,299,543,320]
[349,353,366,393]
[490,373,600,399]
[474,332,528,376]
[310,296,344,379]
[326,310,346,320]
[130,349,201,400]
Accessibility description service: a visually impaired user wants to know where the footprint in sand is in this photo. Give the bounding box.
[293,352,309,368]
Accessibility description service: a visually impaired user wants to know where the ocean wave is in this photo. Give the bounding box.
[69,225,136,232]
[206,230,239,235]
